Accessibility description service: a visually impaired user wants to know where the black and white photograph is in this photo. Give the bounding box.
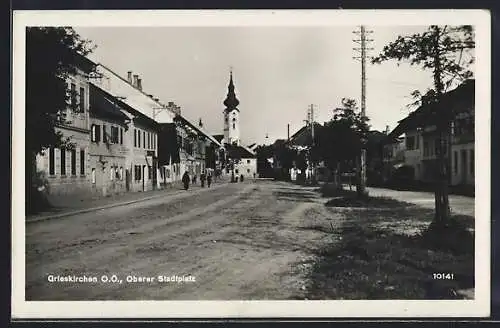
[12,10,490,318]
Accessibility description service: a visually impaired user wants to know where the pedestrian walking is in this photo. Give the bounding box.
[207,171,212,188]
[200,171,206,188]
[182,171,190,190]
[240,174,244,182]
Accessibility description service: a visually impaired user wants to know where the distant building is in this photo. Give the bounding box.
[388,79,474,187]
[213,70,257,179]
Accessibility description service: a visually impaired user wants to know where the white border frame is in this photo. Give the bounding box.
[12,9,491,319]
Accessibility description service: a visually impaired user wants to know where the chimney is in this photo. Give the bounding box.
[153,97,159,102]
[137,78,142,91]
[127,71,133,84]
[168,101,174,107]
[385,125,390,135]
[287,123,290,141]
[133,74,139,87]
[199,118,203,128]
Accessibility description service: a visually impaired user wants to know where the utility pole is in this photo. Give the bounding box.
[307,104,317,184]
[353,25,373,196]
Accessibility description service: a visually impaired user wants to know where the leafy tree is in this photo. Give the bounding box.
[372,25,475,224]
[317,98,370,189]
[26,27,95,212]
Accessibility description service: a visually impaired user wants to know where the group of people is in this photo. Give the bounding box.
[181,170,213,190]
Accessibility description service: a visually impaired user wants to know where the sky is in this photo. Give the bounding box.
[76,26,439,146]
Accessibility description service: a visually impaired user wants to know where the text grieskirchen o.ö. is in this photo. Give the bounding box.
[47,274,196,284]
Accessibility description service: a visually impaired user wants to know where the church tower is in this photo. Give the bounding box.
[223,69,240,146]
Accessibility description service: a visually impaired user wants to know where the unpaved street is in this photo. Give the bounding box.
[26,180,336,300]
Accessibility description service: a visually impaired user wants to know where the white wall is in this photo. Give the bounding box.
[450,143,474,186]
[224,109,240,145]
[234,158,257,178]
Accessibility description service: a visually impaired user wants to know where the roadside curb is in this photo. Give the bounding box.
[27,182,230,224]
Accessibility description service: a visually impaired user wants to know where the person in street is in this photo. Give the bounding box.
[182,171,190,190]
[240,174,244,182]
[200,171,206,188]
[207,171,212,188]
[192,174,197,185]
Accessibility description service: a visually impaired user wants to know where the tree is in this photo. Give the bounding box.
[372,25,475,225]
[318,98,369,191]
[26,27,95,212]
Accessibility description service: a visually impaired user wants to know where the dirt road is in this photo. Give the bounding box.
[26,180,338,300]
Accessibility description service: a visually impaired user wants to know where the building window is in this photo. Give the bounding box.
[247,159,250,164]
[138,130,141,148]
[233,123,235,129]
[91,168,96,184]
[148,166,153,179]
[120,128,123,145]
[235,169,239,174]
[134,129,137,147]
[247,169,250,173]
[71,149,76,175]
[470,149,474,176]
[91,124,101,142]
[49,148,55,175]
[454,151,458,175]
[110,126,119,144]
[60,148,66,175]
[135,165,141,181]
[142,131,145,148]
[70,83,76,109]
[232,117,236,122]
[225,117,228,123]
[79,87,85,112]
[80,149,85,175]
[406,136,415,150]
[103,125,107,143]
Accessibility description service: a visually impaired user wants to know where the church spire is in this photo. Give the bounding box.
[223,68,240,111]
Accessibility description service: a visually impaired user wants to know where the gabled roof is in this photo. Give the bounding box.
[90,82,158,129]
[174,115,222,147]
[225,143,256,159]
[94,64,175,124]
[389,79,475,138]
[89,84,129,123]
[289,122,323,146]
[212,134,225,143]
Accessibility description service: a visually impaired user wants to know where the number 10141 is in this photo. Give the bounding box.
[433,273,454,280]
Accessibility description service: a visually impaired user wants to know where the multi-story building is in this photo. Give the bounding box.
[35,55,96,202]
[89,83,160,193]
[388,79,474,187]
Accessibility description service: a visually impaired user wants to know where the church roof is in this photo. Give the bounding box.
[223,70,240,113]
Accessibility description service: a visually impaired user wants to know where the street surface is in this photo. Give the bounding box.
[366,186,475,217]
[26,181,475,300]
[26,180,333,300]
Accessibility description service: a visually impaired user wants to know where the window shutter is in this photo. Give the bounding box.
[120,128,123,144]
[103,125,107,143]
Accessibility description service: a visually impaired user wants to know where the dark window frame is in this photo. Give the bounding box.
[49,148,55,175]
[60,148,66,176]
[80,149,85,175]
[71,149,77,176]
[79,86,85,112]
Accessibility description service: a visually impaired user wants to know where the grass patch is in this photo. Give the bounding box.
[318,183,357,198]
[325,195,414,208]
[305,202,475,300]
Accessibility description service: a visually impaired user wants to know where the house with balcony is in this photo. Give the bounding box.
[388,79,474,187]
[35,55,96,201]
